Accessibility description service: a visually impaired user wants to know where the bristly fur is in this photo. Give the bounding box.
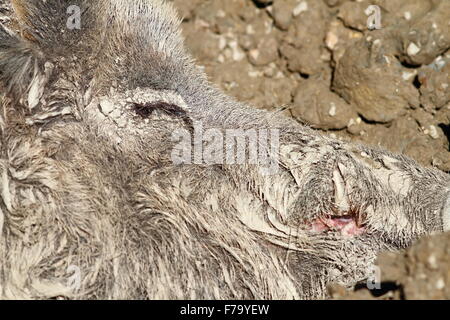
[0,0,449,299]
[0,22,42,100]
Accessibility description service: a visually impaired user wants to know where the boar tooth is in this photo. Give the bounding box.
[332,165,350,214]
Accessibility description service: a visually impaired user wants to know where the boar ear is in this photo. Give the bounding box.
[1,1,84,106]
[0,22,46,105]
[10,0,91,52]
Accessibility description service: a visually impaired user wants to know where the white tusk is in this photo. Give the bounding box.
[333,165,350,213]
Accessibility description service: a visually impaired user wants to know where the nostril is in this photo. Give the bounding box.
[443,191,450,231]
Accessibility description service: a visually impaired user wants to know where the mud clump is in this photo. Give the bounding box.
[171,0,450,299]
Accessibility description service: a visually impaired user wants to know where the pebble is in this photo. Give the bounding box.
[407,42,421,56]
[428,125,439,139]
[329,103,337,116]
[402,70,417,81]
[218,36,227,51]
[436,278,445,290]
[404,12,411,21]
[293,1,308,16]
[326,32,339,50]
[229,41,245,61]
[428,254,438,269]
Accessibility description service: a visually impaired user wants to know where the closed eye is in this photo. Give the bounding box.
[130,101,187,119]
[130,100,193,129]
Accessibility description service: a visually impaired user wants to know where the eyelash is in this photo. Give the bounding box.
[130,101,186,118]
[130,101,193,128]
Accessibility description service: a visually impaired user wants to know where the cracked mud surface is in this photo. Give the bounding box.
[171,0,450,299]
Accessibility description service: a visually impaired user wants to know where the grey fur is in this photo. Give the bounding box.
[0,0,449,299]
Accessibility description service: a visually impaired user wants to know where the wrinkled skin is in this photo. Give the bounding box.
[0,0,449,299]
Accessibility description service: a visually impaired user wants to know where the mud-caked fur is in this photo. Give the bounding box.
[0,0,449,299]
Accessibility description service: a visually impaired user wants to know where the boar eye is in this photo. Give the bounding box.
[129,100,193,129]
[130,101,187,119]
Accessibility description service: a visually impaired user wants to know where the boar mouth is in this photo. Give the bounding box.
[307,164,367,238]
[308,211,367,238]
